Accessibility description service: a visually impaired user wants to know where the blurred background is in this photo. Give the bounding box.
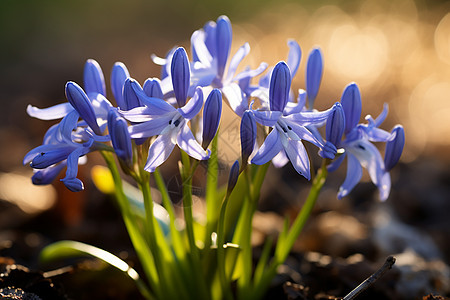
[1,0,450,298]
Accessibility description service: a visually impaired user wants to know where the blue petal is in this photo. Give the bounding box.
[240,110,257,163]
[128,82,176,115]
[83,59,106,96]
[233,62,268,83]
[26,103,73,120]
[216,15,232,79]
[108,108,132,164]
[202,89,222,148]
[42,124,60,144]
[191,29,213,67]
[30,145,74,169]
[374,103,389,127]
[326,102,345,147]
[143,78,164,99]
[203,20,217,56]
[272,150,289,168]
[253,110,282,127]
[340,82,362,134]
[62,177,84,192]
[179,87,203,120]
[384,125,405,171]
[285,106,334,126]
[286,40,301,78]
[65,81,102,135]
[224,43,250,83]
[123,78,142,110]
[120,106,158,122]
[269,62,291,112]
[327,151,346,172]
[318,141,337,160]
[259,68,271,89]
[32,162,66,185]
[144,134,176,172]
[222,83,247,117]
[251,129,283,165]
[283,89,306,116]
[24,144,66,165]
[171,47,190,107]
[286,121,323,148]
[111,62,130,109]
[378,172,391,201]
[177,124,210,160]
[128,114,173,139]
[363,126,394,143]
[306,47,323,108]
[58,110,80,143]
[60,145,91,191]
[297,89,306,109]
[227,160,240,193]
[283,138,310,180]
[338,153,362,199]
[348,139,385,188]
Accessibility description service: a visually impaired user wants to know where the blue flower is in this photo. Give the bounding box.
[152,16,267,116]
[240,110,257,167]
[305,48,323,109]
[108,108,133,166]
[249,40,304,115]
[384,125,405,171]
[23,110,101,191]
[111,62,130,109]
[250,62,336,179]
[27,59,113,133]
[227,160,240,195]
[24,59,114,191]
[202,89,222,149]
[121,54,209,172]
[328,82,400,201]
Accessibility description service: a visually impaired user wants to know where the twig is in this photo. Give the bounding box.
[342,256,396,300]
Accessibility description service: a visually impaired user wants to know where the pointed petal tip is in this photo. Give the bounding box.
[171,47,190,107]
[269,61,291,112]
[61,177,84,192]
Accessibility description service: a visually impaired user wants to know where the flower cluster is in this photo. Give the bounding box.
[25,15,406,300]
[24,16,404,201]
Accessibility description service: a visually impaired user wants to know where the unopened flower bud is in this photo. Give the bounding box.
[340,82,362,134]
[83,59,106,96]
[326,102,345,148]
[171,47,190,107]
[202,89,222,149]
[240,110,257,166]
[384,125,405,171]
[65,82,102,135]
[111,62,130,109]
[227,160,240,196]
[108,108,133,166]
[306,48,323,109]
[269,61,291,112]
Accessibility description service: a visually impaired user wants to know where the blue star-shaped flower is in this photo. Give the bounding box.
[122,48,210,172]
[328,82,404,201]
[250,61,336,179]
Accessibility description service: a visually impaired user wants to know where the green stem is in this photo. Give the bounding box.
[216,193,233,300]
[204,134,219,251]
[277,158,329,261]
[180,151,210,300]
[100,151,159,299]
[153,169,185,259]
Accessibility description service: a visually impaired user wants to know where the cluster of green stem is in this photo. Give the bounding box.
[97,134,330,300]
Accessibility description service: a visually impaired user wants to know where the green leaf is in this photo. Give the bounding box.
[40,240,153,300]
